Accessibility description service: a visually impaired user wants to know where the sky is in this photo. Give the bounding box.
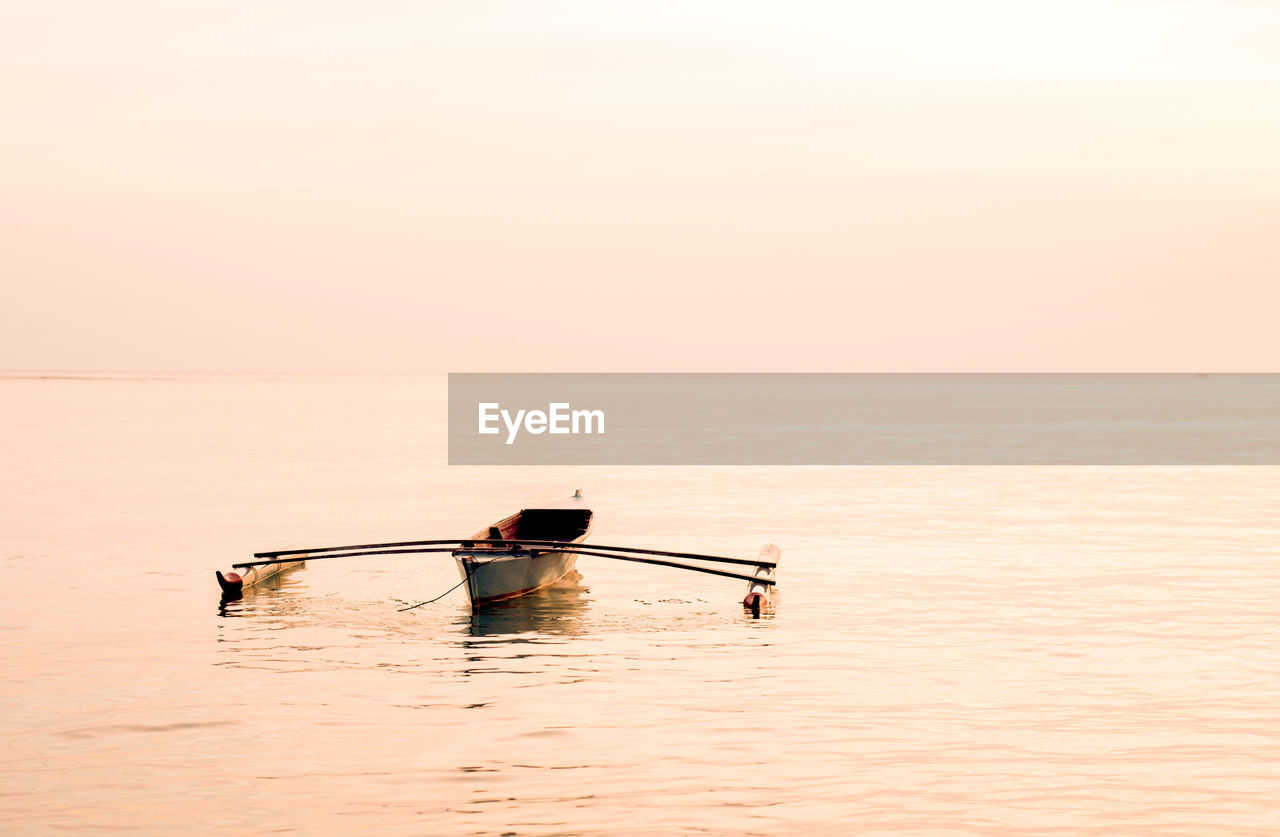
[2,0,1278,372]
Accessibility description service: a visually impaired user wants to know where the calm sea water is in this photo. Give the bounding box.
[2,375,1277,835]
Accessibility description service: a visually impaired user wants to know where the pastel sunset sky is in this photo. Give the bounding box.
[3,1,1277,371]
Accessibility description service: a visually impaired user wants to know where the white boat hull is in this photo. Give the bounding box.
[454,492,592,606]
[454,548,579,605]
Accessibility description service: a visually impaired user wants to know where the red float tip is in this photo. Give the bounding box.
[216,571,244,594]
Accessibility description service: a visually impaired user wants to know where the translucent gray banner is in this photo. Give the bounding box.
[448,374,1280,465]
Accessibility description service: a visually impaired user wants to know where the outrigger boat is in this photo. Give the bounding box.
[224,491,778,611]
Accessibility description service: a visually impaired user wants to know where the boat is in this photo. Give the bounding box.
[229,490,777,611]
[452,490,593,606]
[216,556,306,598]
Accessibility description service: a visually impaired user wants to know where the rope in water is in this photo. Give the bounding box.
[398,556,493,611]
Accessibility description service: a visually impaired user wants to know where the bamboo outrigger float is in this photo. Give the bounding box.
[216,557,306,598]
[222,491,779,611]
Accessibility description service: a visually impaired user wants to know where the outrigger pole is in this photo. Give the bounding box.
[539,547,776,586]
[244,538,777,570]
[233,544,776,587]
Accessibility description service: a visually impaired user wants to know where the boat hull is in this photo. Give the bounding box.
[454,549,579,605]
[453,491,593,607]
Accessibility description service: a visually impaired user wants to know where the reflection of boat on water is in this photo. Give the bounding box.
[464,569,591,637]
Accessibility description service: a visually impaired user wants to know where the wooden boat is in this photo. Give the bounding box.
[452,491,593,606]
[232,490,777,611]
[216,556,306,598]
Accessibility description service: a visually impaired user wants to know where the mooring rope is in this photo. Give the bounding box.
[398,556,493,611]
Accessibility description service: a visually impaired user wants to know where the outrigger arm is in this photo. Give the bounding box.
[230,539,780,608]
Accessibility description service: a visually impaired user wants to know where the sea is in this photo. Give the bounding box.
[1,374,1276,835]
